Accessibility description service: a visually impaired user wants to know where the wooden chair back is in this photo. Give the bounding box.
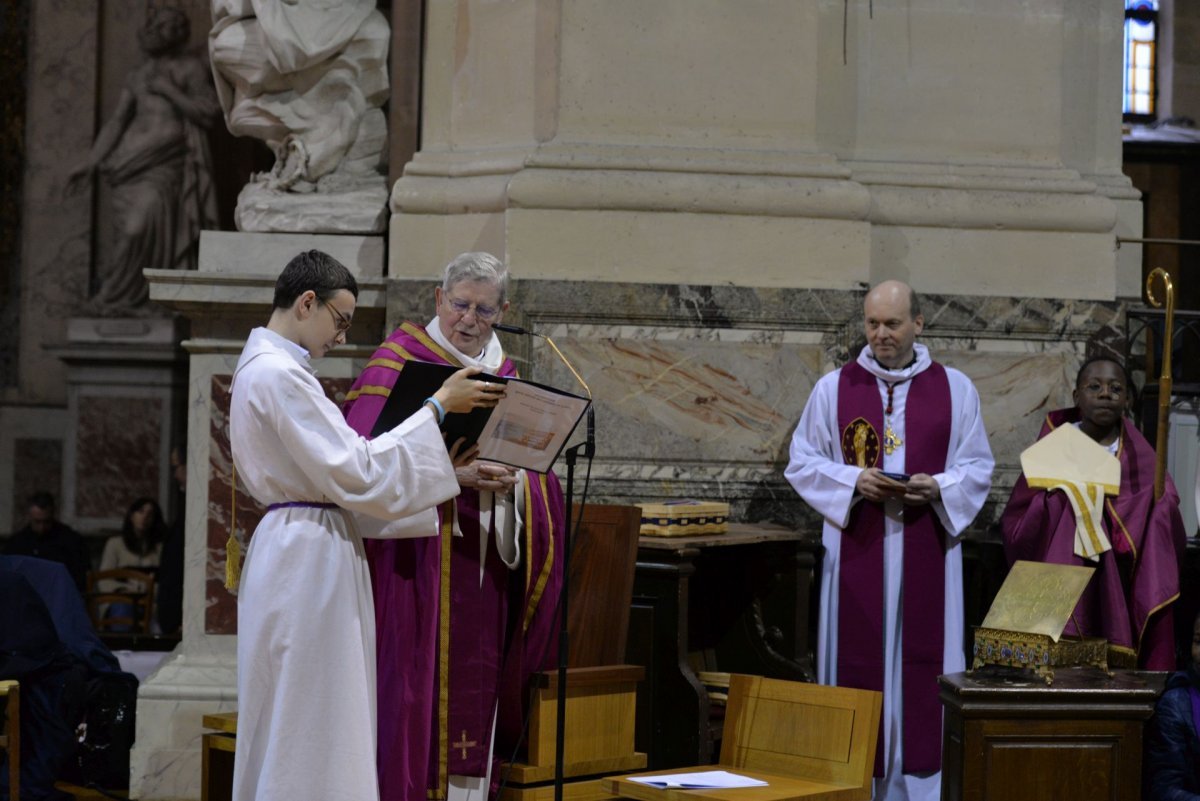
[0,680,18,801]
[719,674,881,797]
[602,674,882,801]
[565,503,641,667]
[87,568,156,633]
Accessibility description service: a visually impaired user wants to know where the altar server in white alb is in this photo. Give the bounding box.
[228,250,504,801]
[785,280,993,801]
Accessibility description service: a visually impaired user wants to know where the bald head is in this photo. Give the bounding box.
[863,280,924,369]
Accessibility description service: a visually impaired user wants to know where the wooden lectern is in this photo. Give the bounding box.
[940,668,1164,801]
[500,504,648,801]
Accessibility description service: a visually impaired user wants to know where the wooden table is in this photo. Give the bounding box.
[625,523,819,769]
[939,668,1166,801]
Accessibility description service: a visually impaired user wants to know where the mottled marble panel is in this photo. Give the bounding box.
[75,395,162,518]
[387,277,1128,540]
[206,373,356,634]
[205,374,260,635]
[536,334,822,466]
[12,438,61,530]
[932,349,1078,476]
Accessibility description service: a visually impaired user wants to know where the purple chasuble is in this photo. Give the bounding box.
[836,360,950,776]
[1001,408,1185,669]
[342,322,565,801]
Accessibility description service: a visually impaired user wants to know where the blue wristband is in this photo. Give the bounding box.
[423,396,446,425]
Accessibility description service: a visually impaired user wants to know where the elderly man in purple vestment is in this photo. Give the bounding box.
[1002,356,1186,670]
[343,252,565,801]
[785,280,994,801]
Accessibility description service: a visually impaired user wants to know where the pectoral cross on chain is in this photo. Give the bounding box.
[883,382,903,456]
[883,422,903,456]
[453,730,478,760]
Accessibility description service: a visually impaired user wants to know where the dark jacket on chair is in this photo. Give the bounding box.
[1147,668,1200,801]
[0,557,136,801]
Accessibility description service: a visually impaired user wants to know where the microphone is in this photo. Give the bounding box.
[491,322,531,336]
[493,319,591,403]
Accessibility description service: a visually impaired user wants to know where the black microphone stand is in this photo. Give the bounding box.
[554,405,594,801]
[493,323,594,801]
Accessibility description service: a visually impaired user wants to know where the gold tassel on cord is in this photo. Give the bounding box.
[225,462,242,591]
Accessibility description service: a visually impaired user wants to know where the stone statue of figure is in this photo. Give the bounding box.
[209,0,391,233]
[66,8,220,317]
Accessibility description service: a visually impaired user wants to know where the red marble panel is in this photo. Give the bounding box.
[206,373,356,634]
[76,395,162,518]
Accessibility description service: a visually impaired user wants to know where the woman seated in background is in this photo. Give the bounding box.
[96,497,166,629]
[1001,356,1186,669]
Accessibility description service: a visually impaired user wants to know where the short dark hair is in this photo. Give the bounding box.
[27,491,55,513]
[1075,355,1134,390]
[272,250,359,309]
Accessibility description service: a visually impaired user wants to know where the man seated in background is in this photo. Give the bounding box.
[3,493,90,595]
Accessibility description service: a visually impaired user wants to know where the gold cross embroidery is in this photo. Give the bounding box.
[453,730,478,760]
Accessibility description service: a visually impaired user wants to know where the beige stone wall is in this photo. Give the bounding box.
[393,0,1140,301]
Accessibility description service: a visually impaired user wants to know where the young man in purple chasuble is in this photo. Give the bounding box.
[785,280,994,801]
[343,252,565,801]
[1002,357,1186,670]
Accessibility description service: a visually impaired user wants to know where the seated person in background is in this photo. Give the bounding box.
[0,566,87,801]
[1,556,138,801]
[96,497,166,629]
[1002,356,1186,669]
[1146,610,1200,801]
[3,492,90,595]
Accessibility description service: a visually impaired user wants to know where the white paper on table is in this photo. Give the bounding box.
[627,770,769,790]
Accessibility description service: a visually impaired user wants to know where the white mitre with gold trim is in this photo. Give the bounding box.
[1019,423,1122,562]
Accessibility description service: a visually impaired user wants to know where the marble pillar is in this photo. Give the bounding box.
[391,0,1140,299]
[382,0,1147,536]
[129,231,385,800]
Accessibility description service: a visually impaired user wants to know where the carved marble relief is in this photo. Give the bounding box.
[66,8,219,317]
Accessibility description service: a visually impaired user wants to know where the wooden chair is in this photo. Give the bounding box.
[86,568,156,633]
[0,680,17,801]
[603,674,882,801]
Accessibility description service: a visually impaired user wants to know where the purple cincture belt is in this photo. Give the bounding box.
[266,501,339,512]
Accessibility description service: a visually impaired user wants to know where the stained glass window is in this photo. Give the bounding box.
[1124,0,1158,121]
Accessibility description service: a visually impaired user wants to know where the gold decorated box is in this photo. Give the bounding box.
[971,629,1108,684]
[637,500,729,537]
[970,560,1107,684]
